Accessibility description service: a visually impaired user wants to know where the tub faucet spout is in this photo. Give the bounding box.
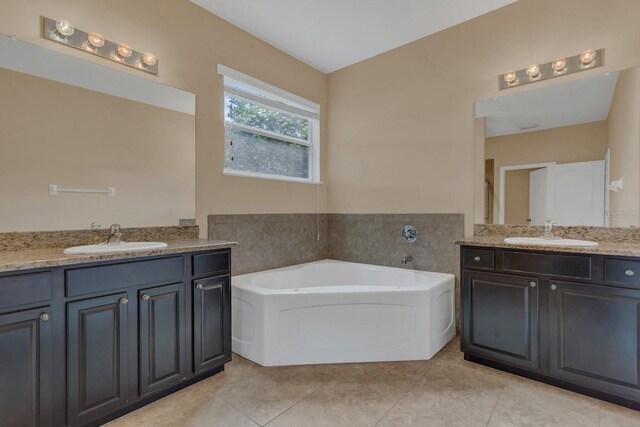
[401,255,414,265]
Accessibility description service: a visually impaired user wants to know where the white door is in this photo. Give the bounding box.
[529,168,548,225]
[546,160,606,226]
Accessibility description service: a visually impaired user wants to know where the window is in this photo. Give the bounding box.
[218,65,320,183]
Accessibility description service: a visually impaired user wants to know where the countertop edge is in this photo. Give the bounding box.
[0,240,238,273]
[455,237,640,257]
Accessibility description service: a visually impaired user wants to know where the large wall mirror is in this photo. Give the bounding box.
[0,36,195,232]
[476,67,640,227]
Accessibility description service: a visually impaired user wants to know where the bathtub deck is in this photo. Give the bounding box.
[105,337,638,426]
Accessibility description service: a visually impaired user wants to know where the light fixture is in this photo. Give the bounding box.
[525,64,541,79]
[498,48,603,90]
[42,16,159,76]
[503,71,518,86]
[87,32,105,50]
[141,52,157,67]
[580,49,597,67]
[551,57,567,74]
[116,43,133,59]
[55,19,74,38]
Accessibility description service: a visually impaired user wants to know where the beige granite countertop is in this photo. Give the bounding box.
[456,235,640,257]
[0,239,237,273]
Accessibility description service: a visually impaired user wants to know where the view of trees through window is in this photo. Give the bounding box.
[224,95,310,179]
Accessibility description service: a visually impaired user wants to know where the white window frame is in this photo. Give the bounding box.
[218,65,321,184]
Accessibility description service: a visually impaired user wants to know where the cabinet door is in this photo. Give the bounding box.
[139,283,186,397]
[549,281,640,401]
[0,307,52,427]
[67,293,128,426]
[193,275,231,373]
[462,271,539,370]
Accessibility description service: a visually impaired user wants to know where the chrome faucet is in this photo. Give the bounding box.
[105,224,123,244]
[401,255,414,265]
[543,220,557,240]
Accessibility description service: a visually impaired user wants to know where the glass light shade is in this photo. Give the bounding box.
[580,49,596,65]
[87,32,105,49]
[503,71,518,85]
[551,57,567,72]
[116,43,133,58]
[525,64,540,78]
[55,19,75,37]
[142,52,157,66]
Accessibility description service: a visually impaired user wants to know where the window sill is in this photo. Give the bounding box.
[223,170,323,185]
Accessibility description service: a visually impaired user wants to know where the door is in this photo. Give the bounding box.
[462,271,539,370]
[139,283,187,397]
[67,293,129,426]
[193,275,231,373]
[549,281,640,401]
[546,160,606,226]
[529,167,548,224]
[0,307,52,427]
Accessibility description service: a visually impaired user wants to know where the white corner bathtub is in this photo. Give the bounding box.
[232,260,455,366]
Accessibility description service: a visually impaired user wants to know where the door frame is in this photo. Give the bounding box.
[499,162,556,224]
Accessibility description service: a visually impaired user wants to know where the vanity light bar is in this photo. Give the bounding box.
[41,16,158,76]
[498,49,604,90]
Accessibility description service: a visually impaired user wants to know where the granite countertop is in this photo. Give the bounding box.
[0,239,237,273]
[456,235,640,257]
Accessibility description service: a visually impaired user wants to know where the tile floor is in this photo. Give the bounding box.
[107,338,640,427]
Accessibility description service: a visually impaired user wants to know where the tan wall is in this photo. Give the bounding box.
[327,0,640,235]
[0,0,328,237]
[608,67,640,227]
[485,121,609,224]
[0,68,195,232]
[504,169,531,225]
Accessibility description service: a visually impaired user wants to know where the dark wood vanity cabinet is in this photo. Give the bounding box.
[0,247,232,427]
[461,245,640,410]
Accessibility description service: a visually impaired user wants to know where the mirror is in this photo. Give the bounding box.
[0,36,195,232]
[476,67,640,227]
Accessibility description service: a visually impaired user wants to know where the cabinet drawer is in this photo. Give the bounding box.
[462,248,495,270]
[503,251,591,279]
[0,272,52,310]
[66,257,183,297]
[193,251,230,277]
[604,259,640,288]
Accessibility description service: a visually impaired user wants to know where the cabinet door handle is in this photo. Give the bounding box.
[141,294,150,301]
[40,313,50,322]
[625,269,635,277]
[474,256,481,262]
[529,282,536,288]
[550,284,558,291]
[119,297,129,305]
[196,283,204,290]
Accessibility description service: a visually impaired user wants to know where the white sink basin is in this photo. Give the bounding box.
[64,242,168,255]
[504,237,598,248]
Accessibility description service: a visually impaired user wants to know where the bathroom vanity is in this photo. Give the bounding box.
[0,243,233,427]
[459,241,640,410]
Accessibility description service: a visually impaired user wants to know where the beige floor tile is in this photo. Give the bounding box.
[221,367,319,425]
[279,361,369,389]
[376,359,507,427]
[267,381,406,427]
[598,401,640,427]
[487,379,601,427]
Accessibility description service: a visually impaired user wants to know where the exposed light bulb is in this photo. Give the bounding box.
[580,49,596,66]
[141,52,157,67]
[525,64,541,79]
[116,43,133,59]
[503,71,518,85]
[87,32,105,50]
[55,19,74,37]
[551,57,567,73]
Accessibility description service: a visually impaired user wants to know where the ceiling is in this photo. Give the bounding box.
[476,72,620,138]
[191,0,518,73]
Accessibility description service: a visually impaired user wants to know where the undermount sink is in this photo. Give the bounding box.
[504,237,598,248]
[64,241,168,255]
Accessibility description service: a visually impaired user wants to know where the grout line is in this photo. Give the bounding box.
[262,385,329,426]
[485,390,505,426]
[372,365,433,426]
